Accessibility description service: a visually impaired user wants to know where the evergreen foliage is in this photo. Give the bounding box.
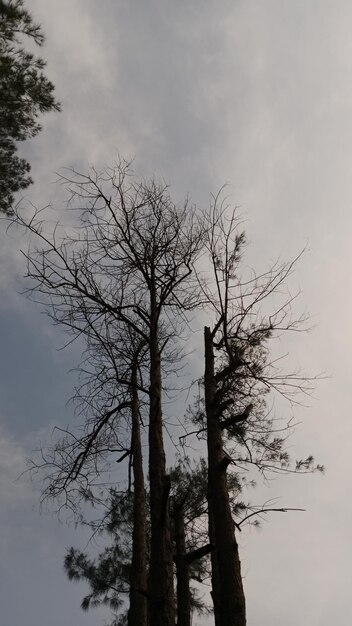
[0,0,60,214]
[64,492,133,626]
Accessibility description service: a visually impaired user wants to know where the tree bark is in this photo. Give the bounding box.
[148,321,175,626]
[208,504,222,626]
[174,503,191,626]
[204,326,246,626]
[128,359,148,626]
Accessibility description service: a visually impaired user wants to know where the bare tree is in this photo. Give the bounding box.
[31,314,149,625]
[63,322,149,626]
[16,160,205,626]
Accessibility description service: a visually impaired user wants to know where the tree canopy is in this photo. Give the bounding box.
[0,0,60,214]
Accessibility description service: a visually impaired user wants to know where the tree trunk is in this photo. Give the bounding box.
[174,503,191,626]
[204,326,246,626]
[148,323,175,626]
[128,360,148,626]
[208,503,221,626]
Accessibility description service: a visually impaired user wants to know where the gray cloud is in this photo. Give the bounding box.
[2,0,352,624]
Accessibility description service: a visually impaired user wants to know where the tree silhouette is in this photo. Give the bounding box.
[14,163,323,625]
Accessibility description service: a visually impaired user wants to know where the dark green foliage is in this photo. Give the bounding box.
[64,545,129,611]
[0,0,60,214]
[65,462,229,624]
[64,492,133,626]
[170,459,211,587]
[190,282,322,479]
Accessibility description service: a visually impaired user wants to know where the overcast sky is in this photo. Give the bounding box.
[2,1,352,624]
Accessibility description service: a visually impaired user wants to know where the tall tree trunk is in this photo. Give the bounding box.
[174,503,191,626]
[204,326,246,626]
[208,504,221,626]
[128,359,148,626]
[148,322,175,626]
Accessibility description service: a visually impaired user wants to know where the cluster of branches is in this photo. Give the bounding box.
[14,160,323,626]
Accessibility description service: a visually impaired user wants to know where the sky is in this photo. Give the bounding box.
[1,1,352,624]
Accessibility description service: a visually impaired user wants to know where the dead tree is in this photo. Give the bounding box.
[16,160,205,626]
[64,322,149,626]
[30,312,149,625]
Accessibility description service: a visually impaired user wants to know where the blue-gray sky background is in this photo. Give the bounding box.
[1,1,351,624]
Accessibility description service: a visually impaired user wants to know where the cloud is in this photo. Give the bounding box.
[0,428,30,510]
[3,1,352,624]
